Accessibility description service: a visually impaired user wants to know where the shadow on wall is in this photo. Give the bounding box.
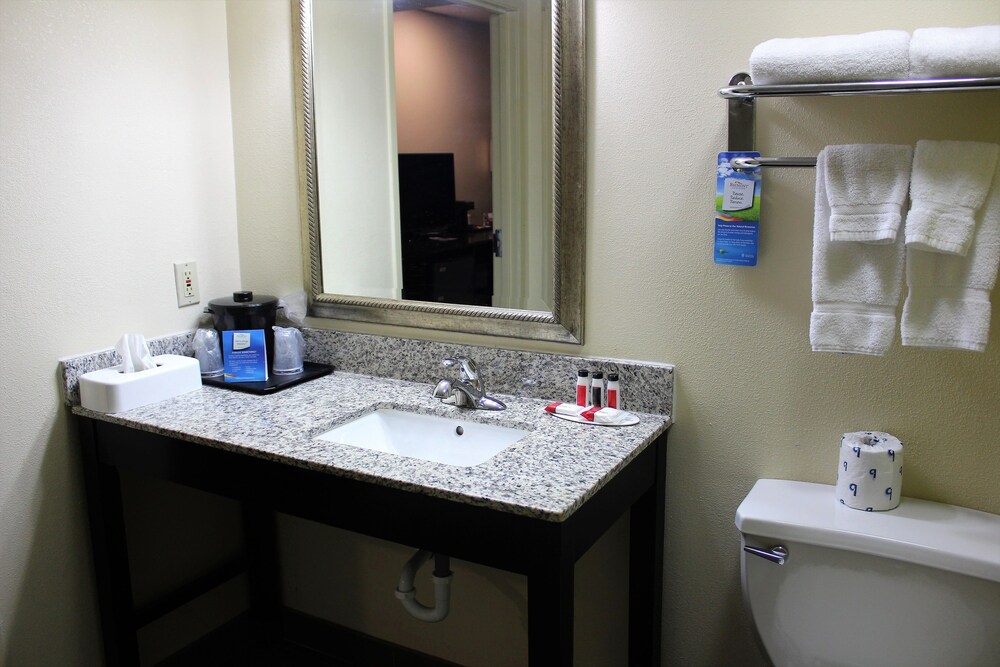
[276,510,632,666]
[276,515,536,666]
[1,385,248,665]
[2,403,102,663]
[121,473,247,664]
[660,419,770,667]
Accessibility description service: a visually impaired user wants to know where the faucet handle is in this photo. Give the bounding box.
[442,356,482,390]
[433,379,465,406]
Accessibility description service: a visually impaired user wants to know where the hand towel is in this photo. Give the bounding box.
[902,160,1000,352]
[906,140,1000,256]
[909,25,1000,79]
[824,144,913,243]
[749,30,910,85]
[811,149,906,355]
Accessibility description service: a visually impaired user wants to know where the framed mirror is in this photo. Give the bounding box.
[293,0,584,343]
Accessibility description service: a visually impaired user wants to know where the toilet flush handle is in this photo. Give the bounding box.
[744,545,788,565]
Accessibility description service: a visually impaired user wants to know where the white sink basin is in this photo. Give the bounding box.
[314,409,528,467]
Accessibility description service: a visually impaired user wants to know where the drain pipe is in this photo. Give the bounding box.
[395,549,453,622]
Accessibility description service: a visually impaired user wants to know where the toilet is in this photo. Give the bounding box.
[735,479,1000,667]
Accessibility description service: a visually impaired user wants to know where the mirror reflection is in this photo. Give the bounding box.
[297,0,585,343]
[311,0,553,310]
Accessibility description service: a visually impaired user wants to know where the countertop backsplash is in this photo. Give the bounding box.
[60,327,674,417]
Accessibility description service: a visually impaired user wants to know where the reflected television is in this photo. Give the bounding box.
[397,153,456,235]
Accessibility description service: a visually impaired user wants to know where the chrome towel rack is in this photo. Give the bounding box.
[719,75,1000,99]
[732,156,817,170]
[720,73,1000,165]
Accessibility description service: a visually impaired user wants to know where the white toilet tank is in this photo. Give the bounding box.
[735,479,1000,667]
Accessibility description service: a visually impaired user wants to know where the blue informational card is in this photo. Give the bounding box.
[715,151,762,266]
[222,329,268,382]
[715,218,760,266]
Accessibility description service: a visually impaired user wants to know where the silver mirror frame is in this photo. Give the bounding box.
[293,0,585,344]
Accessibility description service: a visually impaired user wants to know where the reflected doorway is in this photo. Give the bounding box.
[393,2,496,306]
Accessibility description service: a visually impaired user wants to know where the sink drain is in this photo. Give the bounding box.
[455,426,464,436]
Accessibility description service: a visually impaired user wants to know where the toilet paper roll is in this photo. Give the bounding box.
[836,431,904,511]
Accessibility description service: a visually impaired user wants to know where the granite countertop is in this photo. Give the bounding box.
[73,371,671,522]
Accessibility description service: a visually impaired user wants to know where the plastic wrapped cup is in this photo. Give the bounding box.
[192,328,224,377]
[272,326,305,375]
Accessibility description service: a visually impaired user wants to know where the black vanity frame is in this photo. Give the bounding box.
[79,417,668,666]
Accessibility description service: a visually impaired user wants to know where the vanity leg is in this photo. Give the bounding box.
[527,550,574,667]
[242,505,283,647]
[79,421,140,666]
[628,433,667,666]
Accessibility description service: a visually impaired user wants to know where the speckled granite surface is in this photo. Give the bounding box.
[73,372,670,521]
[301,329,674,416]
[63,328,673,520]
[61,328,675,415]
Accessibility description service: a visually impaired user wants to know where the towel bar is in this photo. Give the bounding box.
[719,75,1000,99]
[731,156,817,170]
[722,73,1000,155]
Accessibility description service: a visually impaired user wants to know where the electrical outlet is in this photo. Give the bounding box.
[173,261,199,307]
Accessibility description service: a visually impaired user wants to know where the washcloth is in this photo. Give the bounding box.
[824,144,913,243]
[902,160,1000,352]
[906,140,1000,256]
[749,30,910,85]
[909,25,1000,79]
[811,149,906,355]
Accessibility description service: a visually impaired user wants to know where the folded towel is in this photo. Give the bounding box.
[824,144,913,243]
[902,160,1000,352]
[749,30,910,85]
[909,25,1000,79]
[811,149,906,355]
[906,140,1000,256]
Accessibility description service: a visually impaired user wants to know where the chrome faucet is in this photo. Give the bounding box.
[432,356,506,411]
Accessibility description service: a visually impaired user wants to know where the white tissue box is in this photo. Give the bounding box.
[79,354,201,413]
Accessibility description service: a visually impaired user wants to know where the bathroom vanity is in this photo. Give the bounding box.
[75,369,670,666]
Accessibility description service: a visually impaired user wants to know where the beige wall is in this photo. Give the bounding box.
[233,0,1000,665]
[0,0,241,663]
[593,3,999,663]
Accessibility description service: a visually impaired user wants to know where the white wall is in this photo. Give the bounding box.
[0,0,241,663]
[232,0,1000,665]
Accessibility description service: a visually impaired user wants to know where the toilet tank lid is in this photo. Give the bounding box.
[735,479,1000,583]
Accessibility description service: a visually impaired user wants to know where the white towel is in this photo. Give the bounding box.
[824,144,913,244]
[910,25,1000,79]
[749,30,910,85]
[906,140,1000,256]
[902,161,1000,352]
[811,149,906,355]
